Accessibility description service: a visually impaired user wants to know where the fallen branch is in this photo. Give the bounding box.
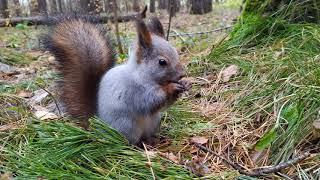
[195,143,312,177]
[169,26,233,37]
[0,10,146,27]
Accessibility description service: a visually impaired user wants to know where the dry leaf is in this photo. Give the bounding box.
[17,90,33,98]
[185,158,210,177]
[158,152,180,164]
[34,110,58,120]
[313,120,320,129]
[0,172,12,180]
[220,65,239,82]
[144,151,157,159]
[190,146,199,154]
[190,136,208,145]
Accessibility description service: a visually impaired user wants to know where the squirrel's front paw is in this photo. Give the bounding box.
[178,79,192,91]
[163,82,184,97]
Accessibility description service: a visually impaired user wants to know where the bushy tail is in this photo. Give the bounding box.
[43,16,115,123]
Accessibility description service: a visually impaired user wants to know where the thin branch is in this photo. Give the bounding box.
[166,0,173,41]
[112,0,123,54]
[195,143,313,177]
[36,83,62,116]
[0,12,145,27]
[169,26,233,37]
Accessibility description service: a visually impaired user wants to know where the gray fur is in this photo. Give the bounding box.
[98,33,186,144]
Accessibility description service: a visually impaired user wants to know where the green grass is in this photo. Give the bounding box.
[0,48,36,66]
[1,118,192,179]
[206,12,320,172]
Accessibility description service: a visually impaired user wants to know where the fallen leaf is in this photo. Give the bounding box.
[185,158,210,177]
[17,90,33,98]
[0,172,12,180]
[158,152,180,164]
[313,120,320,129]
[220,65,239,82]
[34,110,58,120]
[190,136,208,145]
[190,146,199,154]
[144,151,157,159]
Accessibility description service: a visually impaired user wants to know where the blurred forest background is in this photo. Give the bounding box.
[0,0,320,179]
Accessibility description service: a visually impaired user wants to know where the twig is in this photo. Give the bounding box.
[142,143,156,180]
[195,143,312,177]
[36,83,62,116]
[112,0,123,54]
[166,0,173,41]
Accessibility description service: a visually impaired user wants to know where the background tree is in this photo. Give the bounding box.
[37,0,47,14]
[150,0,155,13]
[0,0,9,18]
[13,0,22,16]
[112,0,123,54]
[167,0,180,16]
[104,0,112,14]
[158,0,167,9]
[190,0,212,14]
[133,0,140,12]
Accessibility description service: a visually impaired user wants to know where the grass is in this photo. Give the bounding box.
[1,118,192,179]
[202,11,320,177]
[1,2,319,178]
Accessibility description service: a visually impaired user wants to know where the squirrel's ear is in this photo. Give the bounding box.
[147,17,165,38]
[136,19,152,49]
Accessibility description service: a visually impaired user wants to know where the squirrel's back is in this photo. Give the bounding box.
[43,16,115,124]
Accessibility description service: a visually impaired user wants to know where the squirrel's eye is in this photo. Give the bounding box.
[159,59,167,66]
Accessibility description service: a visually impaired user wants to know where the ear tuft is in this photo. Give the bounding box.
[136,19,152,49]
[140,6,148,19]
[147,17,165,38]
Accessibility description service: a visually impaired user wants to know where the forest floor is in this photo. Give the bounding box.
[1,3,320,179]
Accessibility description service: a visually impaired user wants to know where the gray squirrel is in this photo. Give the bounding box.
[44,15,191,145]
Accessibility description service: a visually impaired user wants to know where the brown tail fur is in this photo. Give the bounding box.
[43,17,115,126]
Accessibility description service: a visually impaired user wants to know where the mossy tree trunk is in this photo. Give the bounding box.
[243,0,320,23]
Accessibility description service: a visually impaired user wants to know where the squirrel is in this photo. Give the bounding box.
[43,15,191,145]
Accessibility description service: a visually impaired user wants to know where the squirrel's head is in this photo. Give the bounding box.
[131,17,185,85]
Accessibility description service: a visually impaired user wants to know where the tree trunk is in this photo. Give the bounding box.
[167,0,180,16]
[37,0,47,14]
[57,0,63,13]
[150,0,155,13]
[50,0,58,14]
[243,0,320,23]
[13,0,22,16]
[80,0,90,13]
[91,0,103,14]
[190,0,212,14]
[104,0,112,14]
[158,0,167,9]
[0,0,9,18]
[133,0,140,12]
